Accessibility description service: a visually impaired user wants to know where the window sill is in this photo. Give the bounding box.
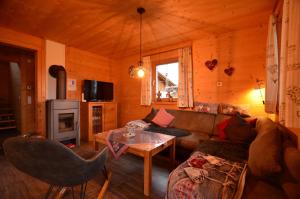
[152,101,177,105]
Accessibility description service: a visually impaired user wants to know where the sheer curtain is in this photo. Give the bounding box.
[178,47,193,107]
[140,56,152,106]
[279,0,300,128]
[265,15,279,113]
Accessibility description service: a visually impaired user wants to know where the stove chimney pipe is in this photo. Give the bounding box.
[49,65,66,99]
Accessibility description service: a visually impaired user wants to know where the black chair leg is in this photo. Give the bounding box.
[44,185,53,199]
[80,182,88,199]
[83,182,87,199]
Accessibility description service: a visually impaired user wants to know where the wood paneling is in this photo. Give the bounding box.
[0,0,276,57]
[65,47,120,101]
[118,25,274,126]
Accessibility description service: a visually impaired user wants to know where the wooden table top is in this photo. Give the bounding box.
[94,129,175,152]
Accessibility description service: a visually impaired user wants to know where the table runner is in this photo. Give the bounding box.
[106,128,128,159]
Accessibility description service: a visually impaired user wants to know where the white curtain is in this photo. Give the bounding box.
[178,47,193,107]
[140,56,152,106]
[265,15,279,113]
[279,0,300,128]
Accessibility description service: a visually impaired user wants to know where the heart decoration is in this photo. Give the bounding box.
[224,66,235,76]
[205,59,218,71]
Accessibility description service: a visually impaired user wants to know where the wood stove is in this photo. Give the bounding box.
[47,99,80,146]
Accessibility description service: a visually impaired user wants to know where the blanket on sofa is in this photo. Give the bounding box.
[166,151,247,199]
[145,124,191,137]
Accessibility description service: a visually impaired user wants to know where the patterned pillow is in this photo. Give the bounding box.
[152,108,175,128]
[218,103,249,116]
[194,102,218,114]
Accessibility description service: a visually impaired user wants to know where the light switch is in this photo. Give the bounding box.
[27,96,32,104]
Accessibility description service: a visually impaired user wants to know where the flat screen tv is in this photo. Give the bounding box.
[83,80,113,101]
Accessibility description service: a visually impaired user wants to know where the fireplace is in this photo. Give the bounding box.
[47,100,80,146]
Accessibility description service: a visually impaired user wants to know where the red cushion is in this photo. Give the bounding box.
[152,108,175,128]
[217,119,230,140]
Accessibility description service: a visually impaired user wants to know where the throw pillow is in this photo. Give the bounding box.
[248,128,282,177]
[143,108,157,123]
[217,119,230,140]
[152,108,175,128]
[224,114,257,143]
[245,117,258,128]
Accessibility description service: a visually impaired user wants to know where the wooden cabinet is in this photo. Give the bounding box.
[80,102,117,141]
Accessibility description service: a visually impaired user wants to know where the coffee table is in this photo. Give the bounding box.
[94,129,176,196]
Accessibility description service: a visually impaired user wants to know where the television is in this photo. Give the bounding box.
[83,80,113,101]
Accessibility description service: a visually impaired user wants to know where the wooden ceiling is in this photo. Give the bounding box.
[0,0,276,58]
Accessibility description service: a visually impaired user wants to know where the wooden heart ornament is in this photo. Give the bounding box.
[205,59,218,71]
[224,66,235,76]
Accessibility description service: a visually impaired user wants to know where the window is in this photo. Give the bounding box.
[155,62,179,100]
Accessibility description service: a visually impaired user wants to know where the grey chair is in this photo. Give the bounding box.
[3,135,111,199]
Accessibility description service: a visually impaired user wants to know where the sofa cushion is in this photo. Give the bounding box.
[176,132,210,150]
[143,108,157,123]
[281,182,300,199]
[152,108,175,127]
[216,119,230,140]
[224,114,257,143]
[248,126,282,177]
[242,175,286,199]
[212,114,231,135]
[166,109,216,135]
[255,117,277,136]
[282,141,300,183]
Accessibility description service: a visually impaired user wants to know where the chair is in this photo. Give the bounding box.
[3,135,111,199]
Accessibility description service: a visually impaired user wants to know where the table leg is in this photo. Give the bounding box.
[94,140,99,151]
[170,139,176,170]
[144,152,152,196]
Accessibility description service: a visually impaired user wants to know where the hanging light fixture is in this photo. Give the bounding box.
[137,7,145,78]
[129,7,146,78]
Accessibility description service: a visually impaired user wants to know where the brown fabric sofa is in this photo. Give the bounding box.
[149,109,300,198]
[241,118,300,199]
[159,109,231,150]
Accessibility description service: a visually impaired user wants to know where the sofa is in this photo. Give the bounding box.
[160,109,300,199]
[144,108,235,159]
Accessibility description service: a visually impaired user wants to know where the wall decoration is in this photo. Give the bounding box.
[224,65,235,76]
[204,59,218,71]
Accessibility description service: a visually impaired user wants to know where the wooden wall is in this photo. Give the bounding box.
[65,47,120,102]
[118,25,273,126]
[0,27,119,135]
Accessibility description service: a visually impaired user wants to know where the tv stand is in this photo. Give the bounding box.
[80,101,117,141]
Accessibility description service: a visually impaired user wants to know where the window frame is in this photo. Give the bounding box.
[152,57,179,103]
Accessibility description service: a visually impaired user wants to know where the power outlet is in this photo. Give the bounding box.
[217,81,223,87]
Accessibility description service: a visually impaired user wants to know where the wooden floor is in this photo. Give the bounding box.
[0,143,171,199]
